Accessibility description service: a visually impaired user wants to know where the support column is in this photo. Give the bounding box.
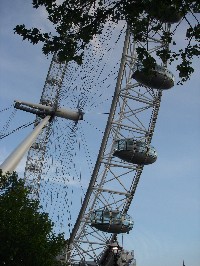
[0,116,51,174]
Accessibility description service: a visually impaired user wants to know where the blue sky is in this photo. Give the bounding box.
[0,1,200,266]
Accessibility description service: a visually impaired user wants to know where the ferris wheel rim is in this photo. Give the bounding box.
[67,28,166,264]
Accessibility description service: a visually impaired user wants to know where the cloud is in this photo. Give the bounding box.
[36,156,89,188]
[31,6,56,34]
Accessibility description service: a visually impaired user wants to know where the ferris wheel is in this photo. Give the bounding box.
[0,5,186,266]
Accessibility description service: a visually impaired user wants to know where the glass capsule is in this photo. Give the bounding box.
[90,210,134,234]
[113,139,157,165]
[132,64,175,90]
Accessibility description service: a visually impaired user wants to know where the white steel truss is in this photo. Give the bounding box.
[24,54,67,195]
[67,22,170,264]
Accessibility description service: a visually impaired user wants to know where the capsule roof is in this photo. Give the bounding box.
[113,139,157,165]
[90,210,133,234]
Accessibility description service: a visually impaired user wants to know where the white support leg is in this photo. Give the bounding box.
[0,115,51,174]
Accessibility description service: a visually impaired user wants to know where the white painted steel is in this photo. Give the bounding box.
[15,100,83,121]
[66,23,170,265]
[0,116,51,173]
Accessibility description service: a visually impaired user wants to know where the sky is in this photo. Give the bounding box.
[0,1,200,266]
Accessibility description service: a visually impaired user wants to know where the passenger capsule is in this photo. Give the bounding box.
[156,12,182,24]
[147,5,182,24]
[90,210,133,234]
[113,139,157,165]
[132,63,175,90]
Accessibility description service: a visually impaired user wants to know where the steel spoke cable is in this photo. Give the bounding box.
[61,21,123,109]
[0,104,13,113]
[0,108,17,135]
[0,120,35,140]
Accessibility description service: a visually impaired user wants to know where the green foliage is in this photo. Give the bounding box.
[14,0,200,84]
[0,170,67,266]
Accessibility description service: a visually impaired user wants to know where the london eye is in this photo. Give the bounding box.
[0,2,199,266]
